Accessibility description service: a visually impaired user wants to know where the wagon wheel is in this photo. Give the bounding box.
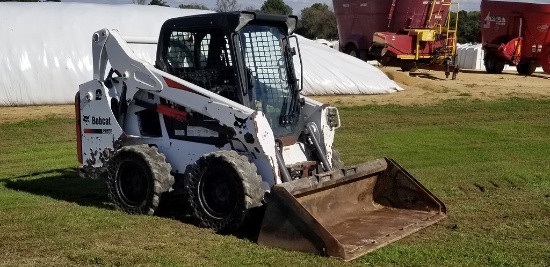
[484,54,505,74]
[516,61,537,75]
[346,44,360,58]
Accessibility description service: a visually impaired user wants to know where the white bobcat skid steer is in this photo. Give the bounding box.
[75,11,446,261]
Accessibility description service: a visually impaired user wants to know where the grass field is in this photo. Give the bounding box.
[1,98,549,266]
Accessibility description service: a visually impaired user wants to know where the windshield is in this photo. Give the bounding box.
[239,24,299,138]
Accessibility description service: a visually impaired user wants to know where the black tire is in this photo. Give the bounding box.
[186,150,263,233]
[346,44,360,58]
[400,62,418,72]
[331,148,345,170]
[516,61,537,75]
[106,145,174,215]
[484,54,505,74]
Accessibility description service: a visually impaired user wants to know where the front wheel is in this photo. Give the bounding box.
[484,54,505,74]
[186,151,263,233]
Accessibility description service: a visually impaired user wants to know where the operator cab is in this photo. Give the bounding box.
[155,12,303,140]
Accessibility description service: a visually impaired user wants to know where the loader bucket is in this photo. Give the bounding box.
[257,158,446,261]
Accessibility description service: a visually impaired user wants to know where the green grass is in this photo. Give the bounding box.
[336,98,550,266]
[1,99,550,266]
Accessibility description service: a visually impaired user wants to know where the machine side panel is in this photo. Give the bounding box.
[79,80,125,173]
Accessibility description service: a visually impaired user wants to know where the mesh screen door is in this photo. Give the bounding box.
[240,25,296,136]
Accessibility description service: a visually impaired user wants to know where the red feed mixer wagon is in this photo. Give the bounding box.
[333,0,460,78]
[481,0,550,75]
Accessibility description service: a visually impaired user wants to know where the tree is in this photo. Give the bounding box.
[216,0,239,12]
[449,11,481,43]
[149,0,168,7]
[132,0,147,4]
[296,3,337,40]
[243,5,259,12]
[260,0,292,15]
[179,3,209,10]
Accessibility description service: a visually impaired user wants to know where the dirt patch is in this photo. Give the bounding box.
[312,66,550,106]
[1,66,549,123]
[0,105,74,124]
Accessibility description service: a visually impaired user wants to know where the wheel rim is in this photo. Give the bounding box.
[198,167,239,219]
[116,160,149,206]
[349,50,358,57]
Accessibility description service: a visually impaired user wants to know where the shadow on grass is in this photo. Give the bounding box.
[4,168,265,243]
[3,168,111,209]
[156,194,265,243]
[233,206,265,242]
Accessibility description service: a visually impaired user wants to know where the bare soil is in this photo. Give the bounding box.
[313,67,550,106]
[0,105,74,124]
[1,66,549,123]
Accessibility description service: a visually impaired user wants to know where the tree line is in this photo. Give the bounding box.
[2,0,481,43]
[450,11,481,44]
[150,0,482,43]
[155,0,338,40]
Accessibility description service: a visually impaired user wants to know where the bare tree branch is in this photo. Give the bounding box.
[216,0,240,12]
[243,5,258,12]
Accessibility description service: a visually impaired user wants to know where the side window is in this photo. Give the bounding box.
[164,28,238,102]
[166,30,232,69]
[167,31,194,68]
[199,34,210,67]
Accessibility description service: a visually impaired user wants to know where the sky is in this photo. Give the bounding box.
[62,0,550,14]
[63,0,491,14]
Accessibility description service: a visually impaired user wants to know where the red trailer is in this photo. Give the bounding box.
[333,0,459,78]
[481,0,550,75]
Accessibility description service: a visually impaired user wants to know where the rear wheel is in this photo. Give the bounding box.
[484,54,505,74]
[345,44,360,58]
[516,61,537,75]
[186,151,263,233]
[106,145,174,215]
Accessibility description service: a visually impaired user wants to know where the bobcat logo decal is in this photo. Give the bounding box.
[234,115,248,129]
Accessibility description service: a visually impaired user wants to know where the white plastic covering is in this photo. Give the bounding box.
[0,3,211,106]
[294,36,402,95]
[456,43,544,72]
[0,2,402,106]
[456,44,484,70]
